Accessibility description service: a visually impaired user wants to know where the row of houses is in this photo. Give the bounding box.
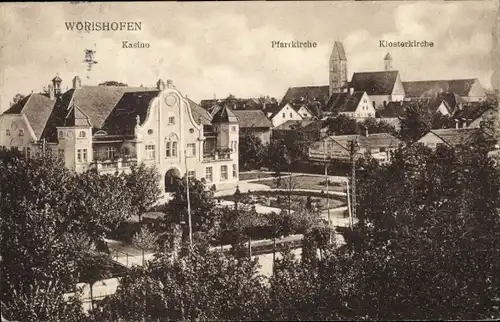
[308,125,495,166]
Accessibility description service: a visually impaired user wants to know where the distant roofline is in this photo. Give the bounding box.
[403,78,478,83]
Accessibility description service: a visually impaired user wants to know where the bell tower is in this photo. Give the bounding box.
[329,41,348,96]
[384,52,393,71]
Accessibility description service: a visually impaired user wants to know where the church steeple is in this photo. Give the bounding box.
[384,52,393,71]
[329,41,348,96]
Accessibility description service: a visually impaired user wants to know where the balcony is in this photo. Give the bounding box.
[90,155,138,172]
[203,148,232,162]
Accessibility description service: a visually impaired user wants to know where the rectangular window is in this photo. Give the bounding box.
[26,147,31,159]
[168,116,175,125]
[58,148,64,159]
[221,165,228,181]
[77,149,82,163]
[205,167,213,182]
[172,142,178,157]
[166,142,171,157]
[83,149,88,163]
[6,130,10,136]
[145,145,155,159]
[106,146,116,160]
[232,164,237,178]
[290,113,293,118]
[363,99,367,103]
[187,143,196,157]
[19,129,24,137]
[188,170,196,179]
[282,113,285,118]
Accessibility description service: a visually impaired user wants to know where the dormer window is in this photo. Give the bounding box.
[78,131,86,138]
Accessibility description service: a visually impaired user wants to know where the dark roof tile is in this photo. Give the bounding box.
[350,71,399,95]
[232,110,272,128]
[403,79,479,98]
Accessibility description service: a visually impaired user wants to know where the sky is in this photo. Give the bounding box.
[0,1,497,112]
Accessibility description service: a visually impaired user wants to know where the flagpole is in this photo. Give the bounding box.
[184,149,192,249]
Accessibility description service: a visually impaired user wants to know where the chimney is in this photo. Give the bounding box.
[48,83,55,100]
[349,87,354,95]
[166,79,173,88]
[156,79,166,90]
[72,76,81,89]
[51,74,62,97]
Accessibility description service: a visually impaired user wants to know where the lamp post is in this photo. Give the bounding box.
[184,149,193,249]
[323,140,332,244]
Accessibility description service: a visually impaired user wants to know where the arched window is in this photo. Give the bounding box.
[58,130,64,138]
[79,131,86,138]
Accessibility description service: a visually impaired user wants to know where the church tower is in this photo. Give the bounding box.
[384,52,393,71]
[329,41,348,96]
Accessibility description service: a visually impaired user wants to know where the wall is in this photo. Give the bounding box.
[417,132,445,149]
[136,86,239,192]
[297,106,313,119]
[371,95,391,109]
[390,73,406,102]
[271,104,303,127]
[0,114,35,152]
[467,81,487,102]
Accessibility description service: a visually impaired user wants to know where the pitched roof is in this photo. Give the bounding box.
[273,119,318,131]
[187,98,212,125]
[332,41,347,60]
[262,103,281,118]
[328,132,402,151]
[2,93,56,140]
[211,105,238,123]
[281,85,330,106]
[350,71,400,96]
[232,110,272,128]
[102,90,160,135]
[325,91,364,113]
[452,104,493,121]
[64,105,92,127]
[403,79,478,98]
[425,128,485,146]
[377,101,405,118]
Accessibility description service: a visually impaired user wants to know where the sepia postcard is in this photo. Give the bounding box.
[1,1,500,321]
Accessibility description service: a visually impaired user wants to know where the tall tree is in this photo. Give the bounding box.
[11,93,26,106]
[125,163,162,223]
[239,130,265,170]
[398,103,432,142]
[266,138,291,188]
[323,115,358,135]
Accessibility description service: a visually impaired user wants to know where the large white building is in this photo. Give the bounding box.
[0,76,240,192]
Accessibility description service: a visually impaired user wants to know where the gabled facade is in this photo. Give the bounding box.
[265,103,303,127]
[325,90,375,119]
[417,128,489,149]
[308,132,401,164]
[232,109,273,144]
[0,76,240,192]
[350,71,405,109]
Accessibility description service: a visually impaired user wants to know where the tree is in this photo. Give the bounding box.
[398,103,432,142]
[162,176,219,240]
[266,138,290,188]
[359,117,397,135]
[323,115,358,135]
[92,246,269,321]
[98,81,128,86]
[430,113,455,129]
[71,170,134,246]
[239,130,265,170]
[11,93,25,106]
[133,226,159,265]
[125,163,162,223]
[76,253,113,311]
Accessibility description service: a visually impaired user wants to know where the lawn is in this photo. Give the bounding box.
[239,171,288,181]
[257,175,346,192]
